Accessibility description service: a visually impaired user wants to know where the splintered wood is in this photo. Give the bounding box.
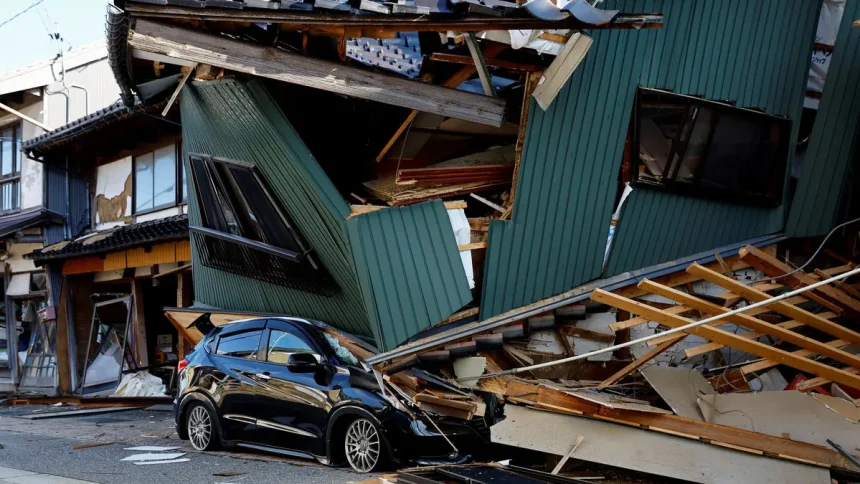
[595,245,860,392]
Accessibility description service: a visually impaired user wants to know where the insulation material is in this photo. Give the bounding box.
[448,208,475,289]
[95,156,133,229]
[475,30,565,56]
[324,333,359,366]
[113,371,169,397]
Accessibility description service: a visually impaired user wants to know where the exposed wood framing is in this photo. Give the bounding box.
[347,201,466,219]
[429,53,544,72]
[597,337,679,390]
[591,288,860,390]
[0,101,50,131]
[464,33,496,97]
[506,70,542,218]
[162,63,197,116]
[375,43,508,162]
[458,241,487,251]
[131,280,149,367]
[129,20,506,126]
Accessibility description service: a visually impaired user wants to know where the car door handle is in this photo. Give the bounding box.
[255,372,272,380]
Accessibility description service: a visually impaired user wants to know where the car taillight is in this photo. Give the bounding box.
[177,359,189,372]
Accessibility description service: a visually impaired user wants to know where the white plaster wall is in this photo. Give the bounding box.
[19,101,44,209]
[94,156,132,230]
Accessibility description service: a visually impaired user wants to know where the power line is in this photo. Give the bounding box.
[0,0,47,29]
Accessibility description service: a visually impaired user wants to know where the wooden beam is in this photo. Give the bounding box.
[640,280,860,370]
[551,436,584,475]
[464,33,496,97]
[687,263,860,345]
[794,367,860,391]
[740,245,860,314]
[131,279,149,367]
[129,20,506,126]
[596,337,680,390]
[429,53,545,72]
[591,289,860,390]
[374,43,508,162]
[815,269,860,299]
[684,311,838,358]
[739,337,851,375]
[506,69,542,219]
[55,276,72,394]
[0,101,49,131]
[162,63,197,116]
[458,241,487,251]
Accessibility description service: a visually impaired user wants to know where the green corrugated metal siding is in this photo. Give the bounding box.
[181,79,470,349]
[786,0,860,237]
[481,0,819,319]
[346,200,471,350]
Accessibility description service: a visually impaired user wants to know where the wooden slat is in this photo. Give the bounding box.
[739,337,851,375]
[684,312,838,358]
[794,367,860,391]
[596,337,680,390]
[687,263,860,345]
[428,52,545,72]
[130,20,506,126]
[640,280,860,370]
[740,246,860,314]
[591,289,860,390]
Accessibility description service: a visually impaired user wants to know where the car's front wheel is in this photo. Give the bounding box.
[186,402,220,451]
[344,418,383,472]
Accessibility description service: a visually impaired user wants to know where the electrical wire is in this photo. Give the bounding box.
[768,216,860,282]
[0,0,47,29]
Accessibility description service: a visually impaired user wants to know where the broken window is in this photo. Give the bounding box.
[188,154,338,296]
[631,88,790,206]
[0,123,20,213]
[133,142,185,214]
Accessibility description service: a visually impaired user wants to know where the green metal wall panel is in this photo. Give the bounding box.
[181,79,471,349]
[481,0,819,319]
[786,0,860,237]
[346,200,471,350]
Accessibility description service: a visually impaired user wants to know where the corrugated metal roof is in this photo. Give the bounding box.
[346,200,471,350]
[481,0,819,319]
[786,0,860,237]
[181,78,470,348]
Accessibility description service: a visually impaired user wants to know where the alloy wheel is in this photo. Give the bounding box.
[187,405,212,451]
[345,418,381,472]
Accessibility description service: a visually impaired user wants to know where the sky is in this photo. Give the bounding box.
[0,0,107,74]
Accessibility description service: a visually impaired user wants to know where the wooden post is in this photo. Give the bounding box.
[55,276,72,394]
[176,272,193,359]
[131,279,149,367]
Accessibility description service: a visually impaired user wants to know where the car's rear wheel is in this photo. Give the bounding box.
[344,418,383,472]
[186,403,219,451]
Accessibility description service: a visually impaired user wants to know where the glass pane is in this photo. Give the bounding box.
[267,329,317,364]
[216,331,262,359]
[153,145,176,208]
[0,181,14,212]
[181,160,187,202]
[1,128,12,176]
[135,152,154,212]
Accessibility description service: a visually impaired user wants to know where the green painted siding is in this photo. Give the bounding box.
[787,0,860,237]
[181,79,470,349]
[346,200,471,350]
[481,0,819,319]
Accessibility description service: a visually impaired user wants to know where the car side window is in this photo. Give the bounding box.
[215,330,263,359]
[267,329,320,364]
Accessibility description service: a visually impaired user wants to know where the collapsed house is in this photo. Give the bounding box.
[4,0,860,480]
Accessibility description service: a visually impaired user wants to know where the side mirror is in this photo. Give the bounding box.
[287,353,320,372]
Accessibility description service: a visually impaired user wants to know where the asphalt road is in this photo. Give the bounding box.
[0,406,371,484]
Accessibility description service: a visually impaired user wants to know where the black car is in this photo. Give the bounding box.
[174,316,490,472]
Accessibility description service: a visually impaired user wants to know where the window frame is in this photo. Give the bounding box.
[259,323,325,368]
[630,87,790,208]
[0,123,21,214]
[213,329,266,361]
[131,141,186,216]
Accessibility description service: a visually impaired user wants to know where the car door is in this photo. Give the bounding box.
[207,319,268,443]
[253,319,341,456]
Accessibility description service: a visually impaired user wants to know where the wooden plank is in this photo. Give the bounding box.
[640,280,860,370]
[532,33,593,110]
[504,380,846,469]
[684,312,837,358]
[428,53,545,72]
[591,289,860,390]
[506,70,542,218]
[130,20,506,126]
[739,338,851,375]
[131,279,149,367]
[375,43,508,162]
[556,326,575,357]
[794,367,860,391]
[162,63,197,116]
[55,276,72,394]
[562,325,616,343]
[551,436,584,475]
[348,200,466,219]
[0,101,50,131]
[815,268,860,299]
[464,33,496,97]
[458,241,487,251]
[739,245,860,314]
[596,337,681,390]
[687,263,860,345]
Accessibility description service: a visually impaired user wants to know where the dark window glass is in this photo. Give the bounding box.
[266,329,318,364]
[215,330,262,359]
[632,88,789,207]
